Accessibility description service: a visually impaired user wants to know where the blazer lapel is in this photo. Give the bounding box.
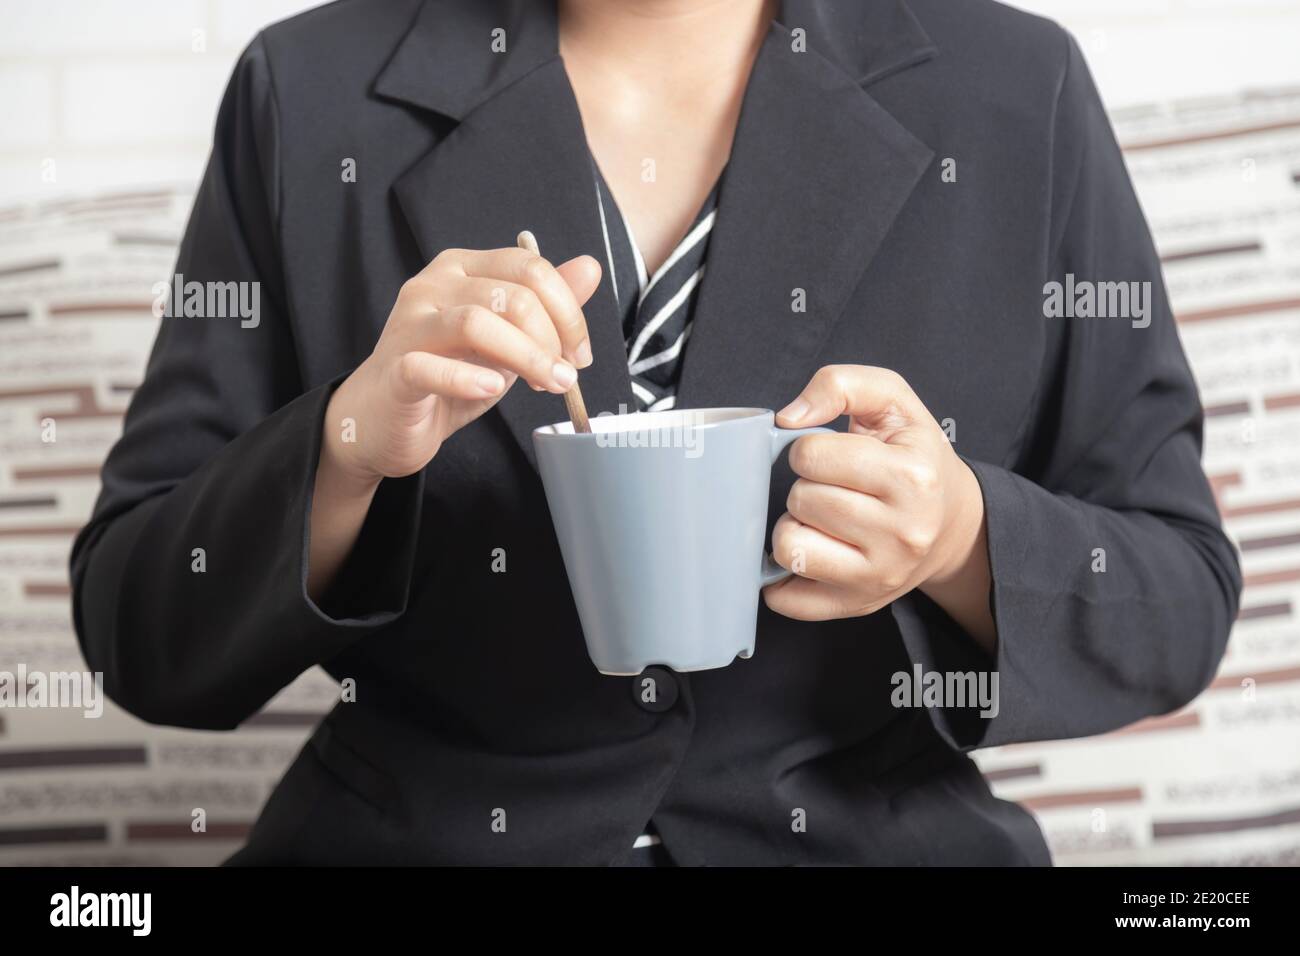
[378,1,632,469]
[676,2,937,411]
[372,0,938,465]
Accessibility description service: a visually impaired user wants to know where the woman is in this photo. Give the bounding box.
[72,0,1240,866]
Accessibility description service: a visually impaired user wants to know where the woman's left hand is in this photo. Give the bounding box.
[763,365,991,633]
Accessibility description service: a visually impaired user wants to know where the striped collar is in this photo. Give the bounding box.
[591,162,723,411]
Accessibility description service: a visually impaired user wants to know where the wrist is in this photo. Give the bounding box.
[916,459,997,652]
[319,386,382,500]
[925,460,986,589]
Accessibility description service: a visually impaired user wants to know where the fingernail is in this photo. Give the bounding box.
[779,398,809,423]
[553,361,577,389]
[477,370,504,394]
[575,338,593,368]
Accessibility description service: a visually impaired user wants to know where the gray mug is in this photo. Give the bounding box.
[533,407,831,675]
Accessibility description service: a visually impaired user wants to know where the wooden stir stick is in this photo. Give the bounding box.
[517,230,592,433]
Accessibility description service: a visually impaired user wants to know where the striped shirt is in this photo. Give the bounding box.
[591,162,722,412]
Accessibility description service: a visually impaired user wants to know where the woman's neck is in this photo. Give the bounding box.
[558,0,776,88]
[557,0,778,275]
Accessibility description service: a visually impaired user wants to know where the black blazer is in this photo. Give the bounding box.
[71,0,1241,866]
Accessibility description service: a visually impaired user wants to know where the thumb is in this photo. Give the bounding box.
[776,365,920,439]
[556,255,602,307]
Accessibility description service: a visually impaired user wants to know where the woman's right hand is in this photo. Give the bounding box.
[322,246,603,489]
[306,246,602,600]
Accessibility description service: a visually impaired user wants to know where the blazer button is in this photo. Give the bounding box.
[632,667,678,713]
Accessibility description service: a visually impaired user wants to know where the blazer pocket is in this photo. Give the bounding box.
[308,719,404,820]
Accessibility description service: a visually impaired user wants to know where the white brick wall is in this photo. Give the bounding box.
[0,64,56,149]
[1007,0,1300,106]
[0,0,209,56]
[0,0,317,203]
[62,59,233,146]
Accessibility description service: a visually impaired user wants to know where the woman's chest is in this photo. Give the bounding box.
[583,126,728,275]
[567,72,741,275]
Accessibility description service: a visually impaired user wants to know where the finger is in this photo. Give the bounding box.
[448,277,562,357]
[785,478,889,550]
[555,255,602,310]
[435,304,576,393]
[458,248,592,368]
[776,364,923,440]
[770,512,871,585]
[786,432,914,499]
[762,575,873,622]
[393,351,505,403]
[786,477,940,574]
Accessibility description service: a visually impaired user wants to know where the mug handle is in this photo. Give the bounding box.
[760,423,835,588]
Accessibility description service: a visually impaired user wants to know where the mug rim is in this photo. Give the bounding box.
[533,406,772,440]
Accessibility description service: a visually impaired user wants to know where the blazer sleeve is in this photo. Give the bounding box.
[890,33,1242,750]
[70,36,424,731]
